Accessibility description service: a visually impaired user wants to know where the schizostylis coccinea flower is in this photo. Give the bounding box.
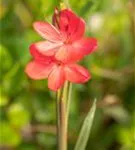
[25,7,98,150]
[25,48,90,91]
[30,9,97,63]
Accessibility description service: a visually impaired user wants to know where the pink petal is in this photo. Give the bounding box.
[73,38,97,55]
[30,41,63,56]
[25,61,55,80]
[70,18,85,42]
[64,64,91,83]
[55,38,97,63]
[48,66,65,91]
[30,45,54,63]
[33,21,62,42]
[55,45,84,63]
[59,9,85,42]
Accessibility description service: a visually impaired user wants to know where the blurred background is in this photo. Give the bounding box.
[0,0,135,149]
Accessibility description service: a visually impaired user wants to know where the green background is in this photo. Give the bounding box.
[0,0,135,149]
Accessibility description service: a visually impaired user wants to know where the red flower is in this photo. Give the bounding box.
[31,9,97,63]
[25,48,90,91]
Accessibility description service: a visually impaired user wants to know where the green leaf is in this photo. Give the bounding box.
[74,99,97,150]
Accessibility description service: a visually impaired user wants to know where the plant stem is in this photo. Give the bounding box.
[67,82,72,121]
[56,89,62,149]
[59,96,67,150]
[56,81,70,150]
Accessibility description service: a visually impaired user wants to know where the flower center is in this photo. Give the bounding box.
[64,38,72,44]
[56,60,64,66]
[50,57,65,66]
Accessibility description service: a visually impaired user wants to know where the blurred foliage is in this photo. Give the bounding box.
[0,0,135,150]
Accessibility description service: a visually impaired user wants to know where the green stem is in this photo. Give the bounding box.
[59,98,67,150]
[56,81,70,150]
[67,82,72,120]
[56,89,62,149]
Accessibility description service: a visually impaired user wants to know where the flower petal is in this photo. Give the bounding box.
[55,45,84,63]
[48,66,65,91]
[73,38,97,55]
[59,9,85,41]
[33,21,62,42]
[64,64,91,83]
[55,38,97,64]
[30,45,54,63]
[70,18,85,42]
[25,61,55,80]
[30,41,63,56]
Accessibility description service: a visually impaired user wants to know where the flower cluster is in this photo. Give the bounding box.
[25,9,97,91]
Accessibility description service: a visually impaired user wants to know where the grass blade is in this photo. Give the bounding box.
[74,99,97,150]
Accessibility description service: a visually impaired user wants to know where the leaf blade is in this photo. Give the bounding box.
[74,99,97,150]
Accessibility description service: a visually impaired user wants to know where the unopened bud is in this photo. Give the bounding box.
[52,7,60,29]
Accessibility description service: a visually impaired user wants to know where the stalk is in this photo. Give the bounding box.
[67,82,72,119]
[56,81,71,150]
[56,89,62,149]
